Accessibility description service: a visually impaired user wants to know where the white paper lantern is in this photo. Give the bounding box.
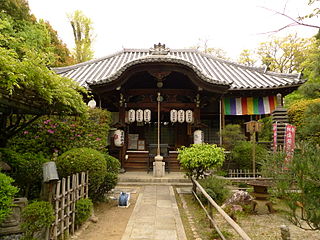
[128,109,135,123]
[194,130,204,144]
[144,109,151,122]
[178,110,185,123]
[114,129,125,147]
[136,109,143,122]
[87,99,96,109]
[170,109,177,123]
[185,110,193,123]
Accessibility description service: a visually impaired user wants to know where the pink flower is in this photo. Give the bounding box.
[43,119,51,125]
[35,136,39,139]
[88,134,93,137]
[76,134,81,137]
[23,131,29,135]
[47,129,54,134]
[95,137,101,141]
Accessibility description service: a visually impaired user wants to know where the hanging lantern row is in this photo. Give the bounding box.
[170,109,193,123]
[128,109,151,123]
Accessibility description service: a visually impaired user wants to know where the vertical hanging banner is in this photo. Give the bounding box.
[136,109,143,122]
[144,109,151,122]
[185,110,193,123]
[128,109,135,123]
[284,124,296,169]
[170,109,177,123]
[178,110,185,123]
[272,123,277,152]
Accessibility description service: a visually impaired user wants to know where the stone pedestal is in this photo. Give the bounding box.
[153,155,165,177]
[0,198,28,235]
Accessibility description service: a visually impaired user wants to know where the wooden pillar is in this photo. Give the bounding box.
[194,93,201,126]
[219,97,225,146]
[118,93,126,168]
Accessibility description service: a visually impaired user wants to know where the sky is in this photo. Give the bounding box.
[27,0,319,61]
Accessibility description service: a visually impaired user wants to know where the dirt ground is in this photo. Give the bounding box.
[72,187,140,240]
[178,193,320,240]
[72,187,320,240]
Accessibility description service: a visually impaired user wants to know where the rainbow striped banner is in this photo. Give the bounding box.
[224,96,277,115]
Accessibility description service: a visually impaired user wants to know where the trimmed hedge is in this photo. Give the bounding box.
[55,147,107,200]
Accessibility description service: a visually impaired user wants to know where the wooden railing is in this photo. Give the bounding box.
[192,178,252,240]
[228,169,261,178]
[50,172,89,240]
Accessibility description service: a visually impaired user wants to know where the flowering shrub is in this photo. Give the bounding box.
[9,108,111,157]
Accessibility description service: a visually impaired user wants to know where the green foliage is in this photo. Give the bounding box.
[262,143,320,230]
[220,124,245,150]
[0,172,18,224]
[0,8,87,116]
[299,101,320,144]
[198,176,231,205]
[8,108,111,157]
[75,198,93,226]
[257,34,311,73]
[93,155,120,201]
[238,49,256,66]
[288,98,320,143]
[231,141,268,169]
[0,148,48,199]
[258,116,272,141]
[21,201,54,240]
[68,10,94,63]
[55,147,107,201]
[0,0,33,21]
[178,143,225,179]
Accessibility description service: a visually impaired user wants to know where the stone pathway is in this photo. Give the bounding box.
[121,185,187,240]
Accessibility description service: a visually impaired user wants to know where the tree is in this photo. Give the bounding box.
[191,38,229,59]
[0,7,87,147]
[257,34,311,73]
[68,10,94,63]
[178,143,225,180]
[238,49,256,66]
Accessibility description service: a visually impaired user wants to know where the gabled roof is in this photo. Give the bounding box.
[54,47,305,90]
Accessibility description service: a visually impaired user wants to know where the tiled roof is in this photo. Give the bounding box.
[54,48,304,90]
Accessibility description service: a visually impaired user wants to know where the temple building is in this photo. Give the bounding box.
[54,43,304,172]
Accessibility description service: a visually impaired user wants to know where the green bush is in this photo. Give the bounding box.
[75,198,93,226]
[8,108,111,158]
[0,148,48,199]
[258,116,272,141]
[231,141,268,169]
[288,98,320,128]
[178,143,225,179]
[55,147,107,201]
[21,201,54,240]
[0,172,18,224]
[198,176,231,205]
[93,154,120,201]
[220,124,245,150]
[261,142,320,230]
